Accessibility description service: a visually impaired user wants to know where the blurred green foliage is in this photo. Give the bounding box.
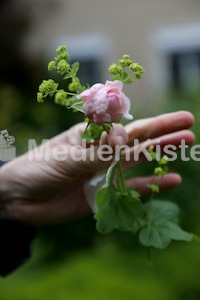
[1,1,200,298]
[1,239,200,300]
[1,80,200,299]
[155,87,200,232]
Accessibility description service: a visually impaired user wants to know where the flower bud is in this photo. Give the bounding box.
[119,57,132,67]
[68,79,79,92]
[48,61,56,72]
[57,60,70,73]
[122,54,130,60]
[39,79,58,96]
[56,45,67,55]
[160,155,168,165]
[37,92,44,103]
[154,167,163,176]
[108,64,122,75]
[129,63,144,78]
[118,59,126,67]
[55,90,67,105]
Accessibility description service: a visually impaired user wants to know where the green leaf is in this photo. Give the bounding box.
[67,96,83,112]
[63,74,72,80]
[122,73,132,84]
[82,123,105,141]
[127,187,141,200]
[138,200,193,249]
[112,74,122,81]
[71,62,80,76]
[94,186,143,234]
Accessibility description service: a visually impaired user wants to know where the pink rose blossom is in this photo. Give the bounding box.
[76,80,133,125]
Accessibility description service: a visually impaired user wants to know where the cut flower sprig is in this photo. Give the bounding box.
[37,45,195,250]
[37,45,144,115]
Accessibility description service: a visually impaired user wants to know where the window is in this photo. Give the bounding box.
[71,57,102,86]
[49,33,111,86]
[167,49,200,89]
[153,23,200,90]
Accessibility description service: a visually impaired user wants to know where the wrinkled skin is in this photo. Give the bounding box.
[0,111,195,226]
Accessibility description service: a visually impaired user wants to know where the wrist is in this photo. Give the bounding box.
[0,162,14,221]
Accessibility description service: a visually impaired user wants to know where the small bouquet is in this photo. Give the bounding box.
[37,45,195,251]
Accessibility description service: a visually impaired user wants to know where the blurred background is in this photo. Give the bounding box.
[0,0,200,299]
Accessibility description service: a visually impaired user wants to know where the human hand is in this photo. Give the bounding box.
[0,111,195,225]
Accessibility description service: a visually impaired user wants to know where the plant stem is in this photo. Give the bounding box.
[117,158,127,194]
[102,123,127,194]
[66,91,76,96]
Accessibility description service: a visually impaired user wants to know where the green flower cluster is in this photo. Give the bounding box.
[37,79,59,103]
[37,46,144,108]
[37,78,69,106]
[148,145,169,177]
[48,45,70,75]
[146,145,169,194]
[108,54,144,84]
[37,45,84,107]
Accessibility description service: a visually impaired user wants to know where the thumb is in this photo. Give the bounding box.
[106,124,129,147]
[78,124,129,172]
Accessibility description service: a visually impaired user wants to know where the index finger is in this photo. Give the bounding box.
[125,111,195,145]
